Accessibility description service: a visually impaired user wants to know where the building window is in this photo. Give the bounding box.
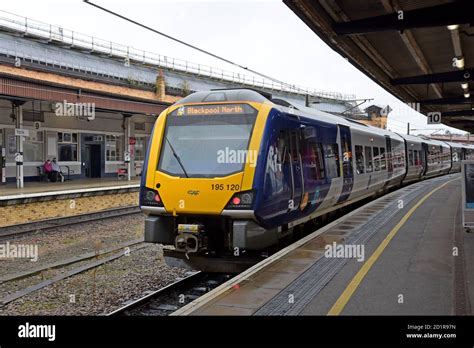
[24,130,44,162]
[380,147,386,170]
[134,136,148,161]
[106,135,123,161]
[373,146,380,171]
[355,145,364,174]
[135,122,146,131]
[365,146,373,172]
[58,132,78,161]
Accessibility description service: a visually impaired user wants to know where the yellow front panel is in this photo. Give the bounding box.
[145,101,271,216]
[155,172,243,215]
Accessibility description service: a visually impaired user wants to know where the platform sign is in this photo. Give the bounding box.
[124,151,131,163]
[461,160,474,231]
[427,111,441,124]
[15,128,29,137]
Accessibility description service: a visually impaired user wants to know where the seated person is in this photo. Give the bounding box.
[43,159,53,181]
[51,158,64,182]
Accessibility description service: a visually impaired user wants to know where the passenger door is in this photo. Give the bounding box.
[337,125,354,203]
[288,129,304,211]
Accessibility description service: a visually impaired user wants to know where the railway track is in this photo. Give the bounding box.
[0,239,147,306]
[0,205,141,241]
[108,272,232,316]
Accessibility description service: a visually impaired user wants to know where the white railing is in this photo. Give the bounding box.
[0,10,357,101]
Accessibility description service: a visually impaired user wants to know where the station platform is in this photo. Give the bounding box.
[0,178,140,227]
[0,177,140,200]
[174,174,474,316]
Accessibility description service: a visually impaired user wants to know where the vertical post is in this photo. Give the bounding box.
[15,102,24,188]
[407,122,410,135]
[127,116,131,181]
[1,147,6,185]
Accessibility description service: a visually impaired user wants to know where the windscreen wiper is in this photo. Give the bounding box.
[166,137,189,178]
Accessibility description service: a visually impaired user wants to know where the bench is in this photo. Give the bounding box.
[37,165,74,182]
[37,166,49,182]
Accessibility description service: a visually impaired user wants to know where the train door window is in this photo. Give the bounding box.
[414,150,419,165]
[364,146,373,172]
[276,131,288,165]
[289,131,299,163]
[323,143,340,178]
[301,138,325,180]
[380,147,386,170]
[355,145,364,174]
[312,143,325,180]
[408,150,414,166]
[373,147,380,171]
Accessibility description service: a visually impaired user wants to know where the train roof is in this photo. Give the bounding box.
[268,97,404,140]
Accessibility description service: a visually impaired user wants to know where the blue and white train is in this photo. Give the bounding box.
[141,89,473,271]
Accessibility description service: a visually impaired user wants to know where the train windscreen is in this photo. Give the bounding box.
[157,104,258,178]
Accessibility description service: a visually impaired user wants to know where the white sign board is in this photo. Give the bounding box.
[15,128,29,137]
[427,112,441,124]
[14,152,23,163]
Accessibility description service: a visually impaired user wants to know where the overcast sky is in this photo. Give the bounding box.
[1,0,464,134]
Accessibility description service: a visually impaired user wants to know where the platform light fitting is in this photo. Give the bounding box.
[455,56,465,69]
[461,82,469,90]
[447,24,459,31]
[464,92,470,99]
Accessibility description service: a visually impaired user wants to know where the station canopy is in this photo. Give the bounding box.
[284,0,474,132]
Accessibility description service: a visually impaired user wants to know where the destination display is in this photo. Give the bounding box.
[171,103,256,116]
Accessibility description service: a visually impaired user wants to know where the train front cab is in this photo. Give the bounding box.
[141,90,272,260]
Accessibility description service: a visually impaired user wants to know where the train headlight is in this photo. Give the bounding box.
[225,190,255,209]
[142,188,164,207]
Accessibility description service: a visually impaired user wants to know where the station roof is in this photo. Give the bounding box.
[284,0,474,132]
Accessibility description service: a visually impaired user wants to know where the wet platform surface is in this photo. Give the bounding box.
[0,178,140,199]
[174,174,474,316]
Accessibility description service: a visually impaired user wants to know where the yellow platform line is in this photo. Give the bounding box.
[327,177,458,315]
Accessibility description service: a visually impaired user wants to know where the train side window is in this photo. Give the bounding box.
[408,150,414,166]
[364,146,373,172]
[380,147,386,170]
[355,145,364,174]
[323,143,340,178]
[373,147,380,171]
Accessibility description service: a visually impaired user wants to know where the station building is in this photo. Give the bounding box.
[0,10,359,187]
